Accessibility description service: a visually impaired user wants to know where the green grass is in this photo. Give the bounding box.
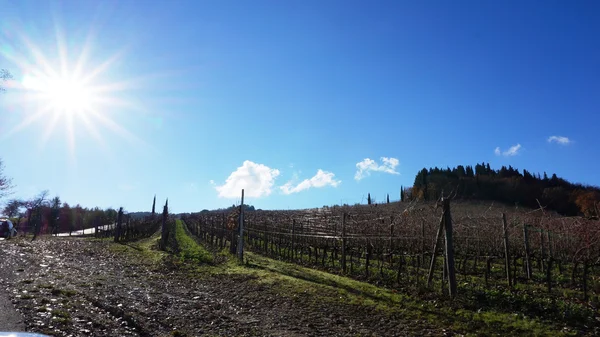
[208,251,573,336]
[51,288,77,297]
[170,220,212,264]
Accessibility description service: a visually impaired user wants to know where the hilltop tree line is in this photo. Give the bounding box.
[412,163,600,217]
[2,192,120,236]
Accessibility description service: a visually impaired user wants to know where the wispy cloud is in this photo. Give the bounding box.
[118,183,137,191]
[494,144,522,157]
[214,160,280,198]
[354,157,399,181]
[547,136,572,145]
[280,169,341,195]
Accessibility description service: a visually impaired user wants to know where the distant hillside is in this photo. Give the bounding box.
[176,204,257,218]
[128,211,153,219]
[412,163,600,217]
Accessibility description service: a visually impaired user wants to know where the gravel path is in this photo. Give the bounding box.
[0,281,25,332]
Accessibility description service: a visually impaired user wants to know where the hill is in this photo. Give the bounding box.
[411,162,600,217]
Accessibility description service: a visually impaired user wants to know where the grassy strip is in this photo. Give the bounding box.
[171,219,212,264]
[217,252,575,336]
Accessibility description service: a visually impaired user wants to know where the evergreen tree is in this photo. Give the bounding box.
[411,163,600,216]
[465,166,474,177]
[151,195,156,217]
[387,194,390,204]
[401,186,404,202]
[367,193,372,205]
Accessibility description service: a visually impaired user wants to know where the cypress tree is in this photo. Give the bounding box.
[387,194,390,204]
[367,193,372,205]
[151,195,156,217]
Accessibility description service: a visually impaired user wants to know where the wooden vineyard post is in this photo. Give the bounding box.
[485,257,491,287]
[114,207,123,243]
[502,213,512,288]
[523,223,532,279]
[443,199,457,298]
[540,229,546,273]
[546,256,553,293]
[298,220,308,264]
[237,189,245,263]
[583,260,589,300]
[160,200,169,250]
[421,219,426,269]
[229,218,236,255]
[389,216,394,264]
[220,213,225,249]
[263,222,268,254]
[547,230,554,292]
[333,217,338,262]
[427,211,446,287]
[547,230,553,259]
[341,213,347,273]
[291,219,296,261]
[365,240,371,278]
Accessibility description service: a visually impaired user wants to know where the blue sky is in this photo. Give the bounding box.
[0,0,598,213]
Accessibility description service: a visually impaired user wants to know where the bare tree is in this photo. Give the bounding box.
[0,159,14,200]
[0,69,11,93]
[26,190,49,240]
[0,70,14,200]
[49,196,61,235]
[2,199,23,229]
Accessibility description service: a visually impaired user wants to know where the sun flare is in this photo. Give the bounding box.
[23,73,93,115]
[0,22,149,160]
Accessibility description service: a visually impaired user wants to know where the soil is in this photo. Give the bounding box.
[0,237,443,336]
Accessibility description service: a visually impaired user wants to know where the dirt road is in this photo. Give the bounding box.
[0,280,25,332]
[0,237,439,336]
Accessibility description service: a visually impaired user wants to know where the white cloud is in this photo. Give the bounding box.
[280,169,341,195]
[547,136,572,145]
[494,144,522,157]
[118,183,137,191]
[354,157,400,181]
[214,161,280,198]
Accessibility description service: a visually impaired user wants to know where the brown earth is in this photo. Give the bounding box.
[0,237,443,337]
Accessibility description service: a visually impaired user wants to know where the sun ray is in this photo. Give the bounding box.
[66,113,76,162]
[78,110,115,161]
[39,111,63,147]
[72,28,95,81]
[53,19,69,79]
[19,34,60,79]
[79,50,124,86]
[87,109,144,147]
[88,67,203,94]
[2,105,54,139]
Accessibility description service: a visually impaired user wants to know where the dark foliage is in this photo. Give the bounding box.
[412,163,600,216]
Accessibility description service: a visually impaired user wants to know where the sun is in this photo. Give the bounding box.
[47,77,92,114]
[23,73,94,115]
